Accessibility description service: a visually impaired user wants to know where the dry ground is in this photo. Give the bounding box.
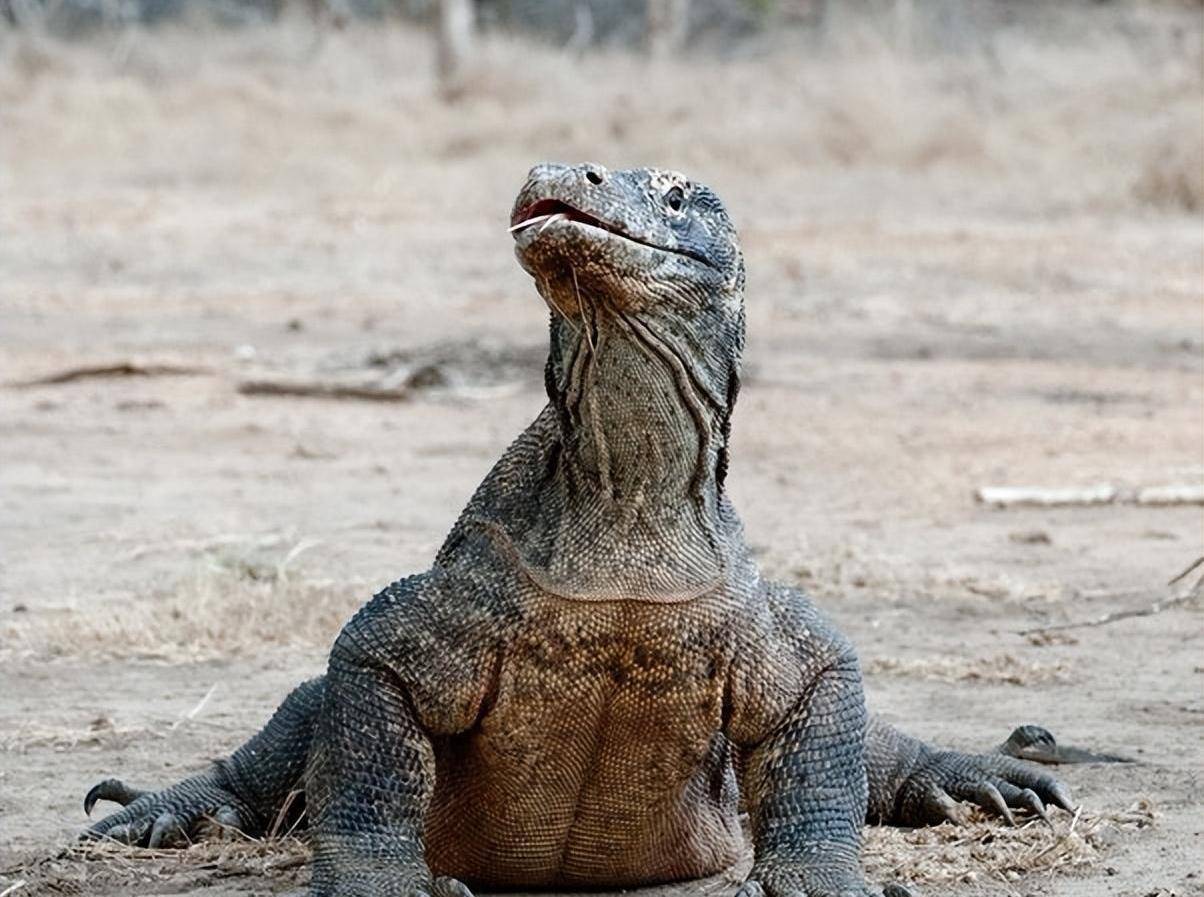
[1,7,1202,896]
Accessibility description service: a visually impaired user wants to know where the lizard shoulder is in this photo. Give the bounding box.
[725,578,859,747]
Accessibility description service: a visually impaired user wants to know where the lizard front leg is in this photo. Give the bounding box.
[307,641,437,895]
[737,650,908,897]
[732,582,914,897]
[306,574,492,897]
[84,676,323,846]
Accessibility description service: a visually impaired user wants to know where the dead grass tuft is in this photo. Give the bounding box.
[865,800,1157,890]
[2,836,309,896]
[0,803,1156,895]
[867,654,1073,686]
[0,716,150,754]
[0,547,363,663]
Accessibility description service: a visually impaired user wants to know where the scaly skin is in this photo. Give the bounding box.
[83,163,1076,897]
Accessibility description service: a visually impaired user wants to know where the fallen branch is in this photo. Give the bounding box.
[976,485,1117,507]
[1167,555,1204,588]
[1018,556,1203,636]
[237,379,411,402]
[977,484,1204,507]
[12,361,208,387]
[1017,592,1197,635]
[1136,484,1204,506]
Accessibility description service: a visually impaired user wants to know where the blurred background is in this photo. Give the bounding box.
[0,2,1202,895]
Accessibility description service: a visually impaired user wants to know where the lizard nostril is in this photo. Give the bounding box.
[584,169,604,185]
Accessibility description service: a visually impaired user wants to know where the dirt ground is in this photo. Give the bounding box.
[1,7,1202,897]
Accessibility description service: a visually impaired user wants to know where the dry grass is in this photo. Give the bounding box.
[0,717,151,754]
[2,836,310,896]
[1,802,1155,896]
[865,800,1157,891]
[0,5,1200,218]
[867,653,1073,686]
[0,544,362,662]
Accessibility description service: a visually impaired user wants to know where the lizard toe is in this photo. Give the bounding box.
[84,778,148,816]
[147,811,188,849]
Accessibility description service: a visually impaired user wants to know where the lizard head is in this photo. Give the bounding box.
[510,162,746,494]
[510,162,745,319]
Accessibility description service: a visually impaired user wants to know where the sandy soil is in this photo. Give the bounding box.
[1,9,1202,897]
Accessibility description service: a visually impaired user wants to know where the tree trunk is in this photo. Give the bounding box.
[645,0,688,58]
[436,0,474,97]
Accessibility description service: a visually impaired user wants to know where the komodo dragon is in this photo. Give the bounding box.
[83,163,1076,897]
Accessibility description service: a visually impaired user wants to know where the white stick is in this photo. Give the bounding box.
[1136,484,1204,506]
[171,683,218,730]
[977,483,1204,508]
[976,485,1118,507]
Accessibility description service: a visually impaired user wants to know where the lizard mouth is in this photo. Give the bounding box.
[509,198,714,269]
[509,198,610,235]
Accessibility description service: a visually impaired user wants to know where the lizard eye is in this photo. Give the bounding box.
[664,186,686,212]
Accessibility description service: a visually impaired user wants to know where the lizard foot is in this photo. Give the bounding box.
[896,749,1075,828]
[313,865,472,897]
[83,771,256,847]
[736,862,916,897]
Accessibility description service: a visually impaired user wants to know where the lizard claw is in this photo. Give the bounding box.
[1014,787,1052,828]
[971,782,1015,826]
[84,778,148,816]
[897,749,1077,827]
[82,769,257,847]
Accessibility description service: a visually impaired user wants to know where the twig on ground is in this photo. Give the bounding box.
[976,484,1204,507]
[275,539,323,583]
[1018,556,1204,636]
[1167,555,1204,588]
[267,789,306,840]
[1137,484,1204,506]
[237,379,411,402]
[976,485,1118,507]
[11,361,209,386]
[1017,593,1197,636]
[171,683,219,730]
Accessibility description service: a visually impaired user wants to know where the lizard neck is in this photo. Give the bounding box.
[533,315,733,600]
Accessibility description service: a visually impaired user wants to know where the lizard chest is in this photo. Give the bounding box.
[476,595,730,796]
[425,591,742,886]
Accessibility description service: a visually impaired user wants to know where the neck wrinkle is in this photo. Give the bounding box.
[536,325,729,600]
[555,326,722,521]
